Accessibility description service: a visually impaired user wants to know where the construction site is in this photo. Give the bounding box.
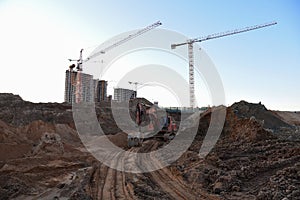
[0,19,299,200]
[0,93,299,199]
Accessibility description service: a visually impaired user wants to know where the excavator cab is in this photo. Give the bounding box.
[128,102,178,147]
[160,115,177,141]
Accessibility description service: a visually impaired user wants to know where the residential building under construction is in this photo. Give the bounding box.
[96,80,108,102]
[64,69,108,103]
[114,88,136,102]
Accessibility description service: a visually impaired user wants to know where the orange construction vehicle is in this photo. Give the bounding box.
[128,102,178,147]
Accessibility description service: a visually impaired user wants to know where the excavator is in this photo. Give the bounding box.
[127,102,178,147]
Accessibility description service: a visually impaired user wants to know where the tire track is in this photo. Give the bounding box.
[89,140,214,200]
[100,152,124,200]
[133,141,190,199]
[88,166,100,198]
[99,164,110,199]
[100,150,137,200]
[147,156,193,199]
[115,150,135,200]
[140,141,213,200]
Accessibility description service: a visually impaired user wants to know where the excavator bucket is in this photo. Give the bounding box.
[127,135,142,148]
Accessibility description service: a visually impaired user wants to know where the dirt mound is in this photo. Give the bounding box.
[223,108,275,143]
[175,103,300,199]
[0,93,24,105]
[231,100,292,130]
[0,175,33,200]
[257,162,300,199]
[0,118,82,161]
[0,93,73,127]
[106,132,128,149]
[31,132,64,156]
[0,119,31,160]
[227,116,273,142]
[275,111,300,126]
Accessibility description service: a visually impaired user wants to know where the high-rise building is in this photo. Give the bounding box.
[64,70,77,103]
[64,70,100,103]
[65,68,111,103]
[114,88,136,102]
[96,80,108,102]
[80,72,95,102]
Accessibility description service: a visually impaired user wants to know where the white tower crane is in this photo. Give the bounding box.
[68,21,162,103]
[68,49,83,103]
[128,81,143,93]
[171,21,277,108]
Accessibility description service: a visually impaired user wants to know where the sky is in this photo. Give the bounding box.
[0,0,299,110]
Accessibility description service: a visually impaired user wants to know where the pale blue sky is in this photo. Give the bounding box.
[0,0,299,110]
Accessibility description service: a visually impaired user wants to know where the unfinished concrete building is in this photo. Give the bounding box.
[114,88,136,102]
[96,80,108,102]
[64,70,77,103]
[64,70,105,103]
[64,70,94,103]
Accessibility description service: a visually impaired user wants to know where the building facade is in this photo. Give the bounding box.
[96,80,108,102]
[65,70,107,103]
[65,67,111,103]
[64,70,77,103]
[114,88,136,102]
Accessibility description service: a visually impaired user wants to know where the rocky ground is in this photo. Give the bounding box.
[0,93,299,200]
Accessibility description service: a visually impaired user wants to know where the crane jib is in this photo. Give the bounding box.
[170,21,277,108]
[171,21,277,47]
[85,21,162,62]
[194,21,277,43]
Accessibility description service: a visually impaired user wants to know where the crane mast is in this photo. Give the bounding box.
[171,21,277,108]
[75,49,83,103]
